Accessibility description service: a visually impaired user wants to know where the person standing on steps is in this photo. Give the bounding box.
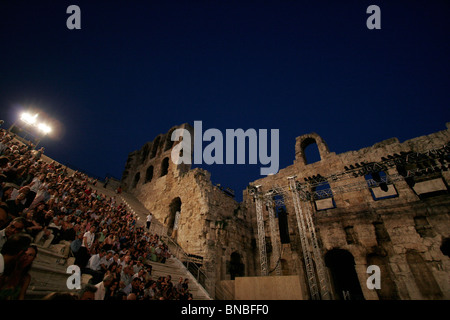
[146,212,153,231]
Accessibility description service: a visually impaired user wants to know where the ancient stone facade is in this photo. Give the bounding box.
[244,123,450,300]
[122,122,450,300]
[121,123,256,297]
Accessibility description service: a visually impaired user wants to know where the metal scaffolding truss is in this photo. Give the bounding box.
[288,176,332,300]
[253,188,268,276]
[247,141,450,300]
[266,198,282,276]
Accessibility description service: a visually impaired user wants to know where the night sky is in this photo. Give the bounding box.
[1,0,449,201]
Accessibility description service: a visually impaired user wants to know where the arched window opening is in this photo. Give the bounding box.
[141,143,151,163]
[132,172,140,188]
[145,165,154,183]
[160,157,169,177]
[302,138,321,165]
[164,129,175,151]
[150,136,161,159]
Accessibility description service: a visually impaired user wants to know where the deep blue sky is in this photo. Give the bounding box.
[1,0,449,201]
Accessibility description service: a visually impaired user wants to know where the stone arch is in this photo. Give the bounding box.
[160,157,169,177]
[141,142,151,164]
[406,250,443,299]
[164,128,176,151]
[150,136,161,159]
[132,172,140,188]
[295,133,330,166]
[303,138,321,164]
[145,165,154,183]
[324,248,365,300]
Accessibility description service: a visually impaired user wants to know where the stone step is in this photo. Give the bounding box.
[26,289,56,299]
[145,259,207,299]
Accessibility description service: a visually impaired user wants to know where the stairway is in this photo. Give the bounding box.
[26,181,211,300]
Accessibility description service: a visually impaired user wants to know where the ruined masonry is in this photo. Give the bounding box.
[121,122,450,300]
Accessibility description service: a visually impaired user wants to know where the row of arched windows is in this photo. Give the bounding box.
[141,130,177,165]
[132,157,170,188]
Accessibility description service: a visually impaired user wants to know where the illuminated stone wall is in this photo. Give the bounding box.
[244,122,450,300]
[122,122,450,300]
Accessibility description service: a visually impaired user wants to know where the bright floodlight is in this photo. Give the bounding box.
[37,123,52,134]
[20,112,38,125]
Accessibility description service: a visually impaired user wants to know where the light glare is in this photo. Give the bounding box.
[20,112,38,125]
[19,112,52,135]
[38,123,52,134]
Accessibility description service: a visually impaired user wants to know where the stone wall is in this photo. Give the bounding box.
[122,121,450,300]
[121,123,255,297]
[244,123,450,300]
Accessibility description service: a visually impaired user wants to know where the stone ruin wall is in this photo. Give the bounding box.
[121,121,450,300]
[120,123,256,294]
[244,123,450,300]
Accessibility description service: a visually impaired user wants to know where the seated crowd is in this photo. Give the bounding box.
[0,128,193,300]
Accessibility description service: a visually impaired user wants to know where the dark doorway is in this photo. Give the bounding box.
[272,194,290,244]
[167,197,181,236]
[441,238,450,258]
[325,249,365,300]
[277,207,290,244]
[229,252,245,280]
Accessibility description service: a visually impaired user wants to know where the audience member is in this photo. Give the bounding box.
[0,204,9,230]
[78,283,98,300]
[84,249,107,284]
[0,245,37,299]
[94,273,114,300]
[0,234,32,277]
[0,217,26,251]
